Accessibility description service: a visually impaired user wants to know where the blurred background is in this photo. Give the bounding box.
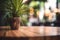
[0,0,60,27]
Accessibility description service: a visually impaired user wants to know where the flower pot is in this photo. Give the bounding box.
[10,17,20,30]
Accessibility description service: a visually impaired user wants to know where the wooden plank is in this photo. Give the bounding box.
[57,27,60,35]
[45,36,58,40]
[5,30,26,37]
[0,31,5,37]
[29,37,44,40]
[44,27,57,36]
[0,26,58,37]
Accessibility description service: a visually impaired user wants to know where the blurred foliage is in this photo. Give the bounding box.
[29,1,40,9]
[0,0,29,26]
[4,0,23,17]
[20,5,29,26]
[32,0,47,2]
[20,14,29,26]
[58,0,60,2]
[0,0,11,26]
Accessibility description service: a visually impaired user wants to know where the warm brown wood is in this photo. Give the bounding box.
[29,37,44,40]
[0,26,58,37]
[0,26,60,40]
[45,36,58,40]
[0,36,59,40]
[57,27,60,35]
[0,31,5,37]
[4,27,57,37]
[45,36,52,40]
[45,27,57,36]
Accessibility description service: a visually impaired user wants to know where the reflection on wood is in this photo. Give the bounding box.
[0,26,60,40]
[45,27,57,36]
[0,26,59,37]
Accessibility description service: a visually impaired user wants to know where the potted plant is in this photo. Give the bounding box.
[5,0,27,30]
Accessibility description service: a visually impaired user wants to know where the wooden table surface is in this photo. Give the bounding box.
[0,26,58,37]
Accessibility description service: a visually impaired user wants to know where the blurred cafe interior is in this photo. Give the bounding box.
[21,0,60,26]
[0,0,60,27]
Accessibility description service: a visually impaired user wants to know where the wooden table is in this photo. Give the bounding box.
[0,26,60,40]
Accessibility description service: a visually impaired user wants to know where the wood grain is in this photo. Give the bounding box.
[0,26,59,37]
